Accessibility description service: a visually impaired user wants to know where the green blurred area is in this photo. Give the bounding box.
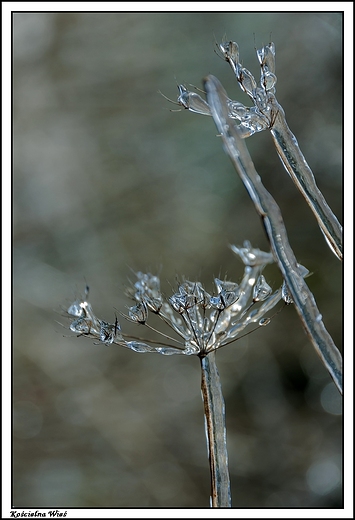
[13,12,342,508]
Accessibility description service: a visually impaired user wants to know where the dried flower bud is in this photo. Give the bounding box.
[128,301,148,323]
[253,275,272,302]
[230,241,274,267]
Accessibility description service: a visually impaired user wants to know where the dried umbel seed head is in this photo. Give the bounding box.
[67,243,293,357]
[164,40,281,137]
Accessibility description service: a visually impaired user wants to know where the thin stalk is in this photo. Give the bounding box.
[270,111,343,261]
[204,75,342,394]
[200,350,231,507]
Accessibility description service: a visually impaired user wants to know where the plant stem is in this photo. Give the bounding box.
[270,114,342,261]
[204,74,342,394]
[200,350,231,507]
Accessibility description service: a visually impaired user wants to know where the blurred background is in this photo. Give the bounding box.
[13,12,342,508]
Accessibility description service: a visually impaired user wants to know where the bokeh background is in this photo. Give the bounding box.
[13,12,342,509]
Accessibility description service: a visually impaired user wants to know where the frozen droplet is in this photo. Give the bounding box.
[281,281,293,304]
[259,317,270,326]
[177,85,211,116]
[253,275,272,302]
[261,71,277,91]
[184,342,200,355]
[219,41,239,73]
[99,319,123,345]
[68,301,84,317]
[156,347,184,356]
[254,88,268,109]
[249,309,259,319]
[257,43,276,74]
[209,295,225,310]
[127,341,156,353]
[128,302,148,323]
[226,322,245,339]
[230,242,274,266]
[215,279,239,294]
[187,93,211,116]
[236,124,254,138]
[70,318,90,335]
[210,286,239,310]
[227,99,248,120]
[213,312,231,334]
[239,68,257,96]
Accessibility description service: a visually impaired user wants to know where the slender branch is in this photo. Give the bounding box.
[270,109,343,261]
[200,351,231,507]
[219,40,342,260]
[204,75,342,394]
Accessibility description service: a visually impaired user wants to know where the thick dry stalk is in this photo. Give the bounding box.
[270,112,343,261]
[200,351,231,507]
[204,75,342,394]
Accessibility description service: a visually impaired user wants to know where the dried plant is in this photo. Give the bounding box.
[68,241,291,507]
[174,40,342,394]
[66,38,342,508]
[177,41,342,261]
